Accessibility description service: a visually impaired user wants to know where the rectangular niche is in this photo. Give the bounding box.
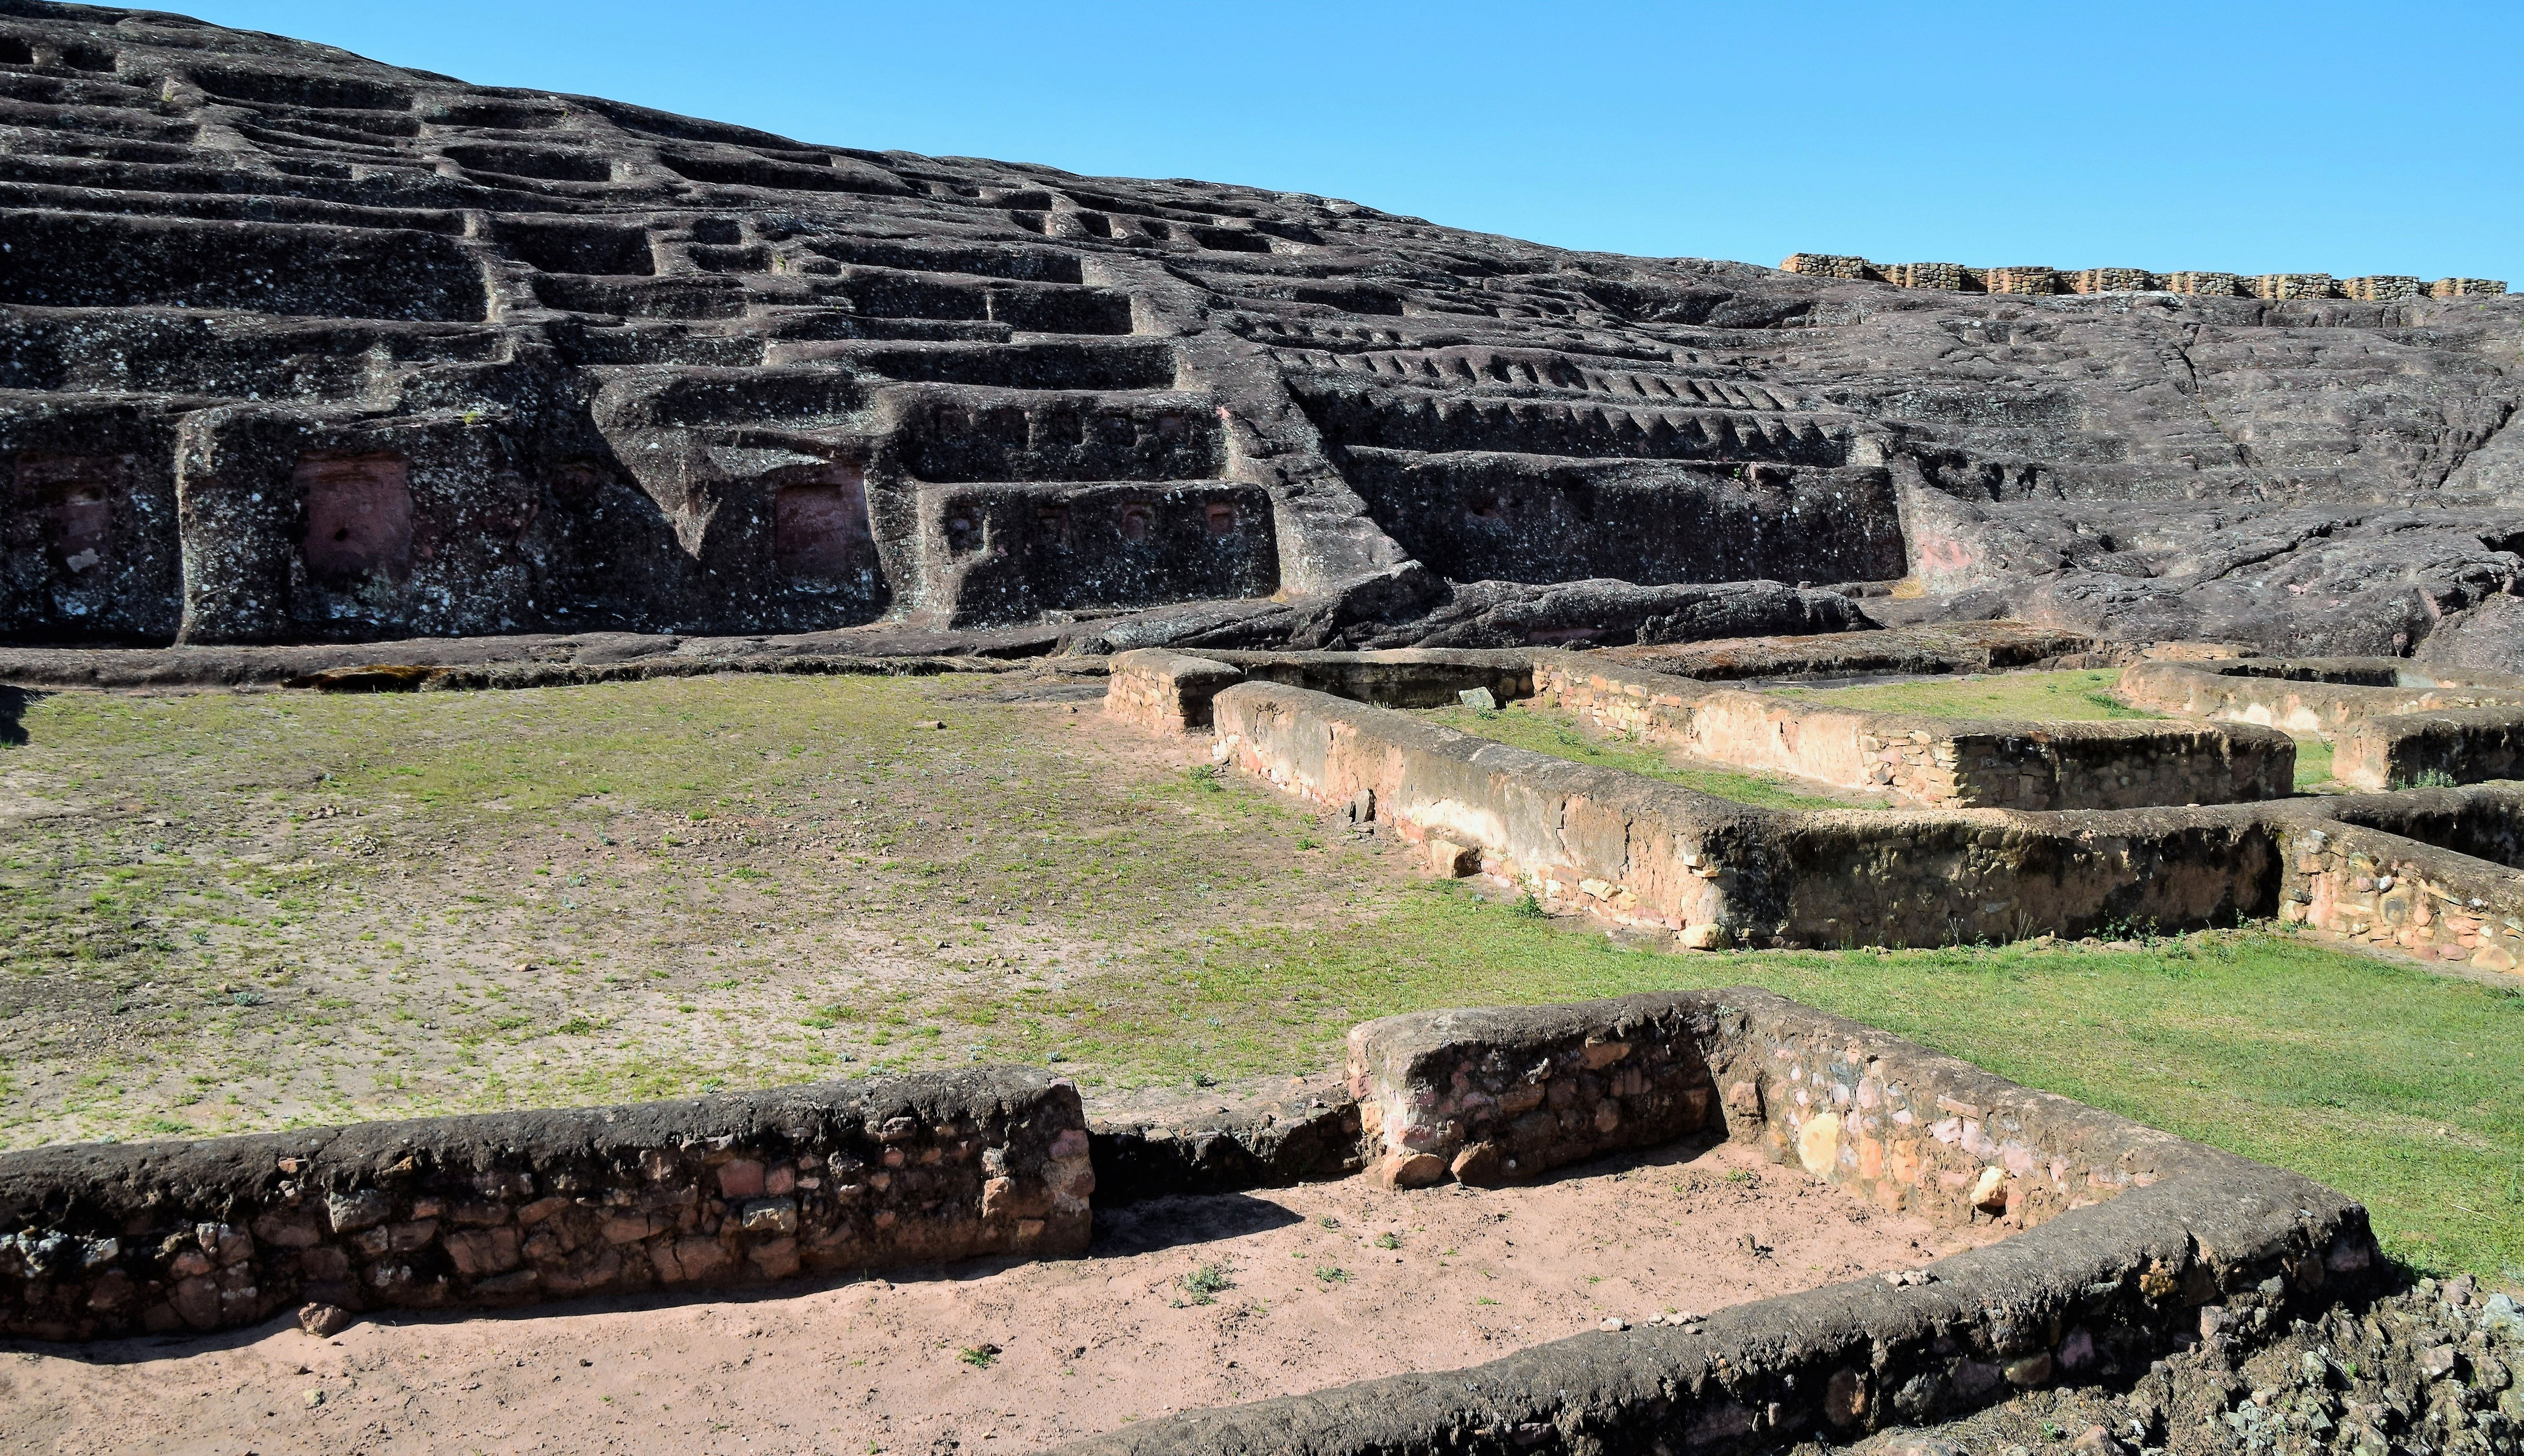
[773,465,873,582]
[11,454,126,582]
[296,453,413,587]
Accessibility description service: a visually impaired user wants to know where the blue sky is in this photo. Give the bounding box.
[182,0,2523,283]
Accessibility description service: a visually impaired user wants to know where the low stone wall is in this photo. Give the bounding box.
[2120,658,2524,789]
[1206,647,1533,709]
[0,1069,1091,1341]
[1085,1074,1363,1204]
[1103,646,1535,733]
[2324,783,2524,869]
[1103,647,1247,733]
[2280,819,2524,975]
[1347,996,1722,1189]
[1587,620,2104,683]
[2337,707,2524,791]
[1051,988,2377,1456]
[1212,680,2289,947]
[1533,653,2293,811]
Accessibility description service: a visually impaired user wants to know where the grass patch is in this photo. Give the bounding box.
[2295,736,2337,791]
[1768,668,2163,722]
[1156,894,2524,1283]
[0,673,2515,1285]
[1415,704,1864,811]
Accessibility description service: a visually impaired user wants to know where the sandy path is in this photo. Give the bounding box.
[0,1139,1997,1455]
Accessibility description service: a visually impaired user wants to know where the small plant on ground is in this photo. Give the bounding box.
[958,1344,998,1369]
[1373,1230,1401,1250]
[1315,1264,1351,1284]
[1178,1261,1235,1304]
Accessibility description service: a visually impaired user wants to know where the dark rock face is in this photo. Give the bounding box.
[0,2,2518,654]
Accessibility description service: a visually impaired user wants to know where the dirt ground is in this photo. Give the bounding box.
[0,1138,1999,1456]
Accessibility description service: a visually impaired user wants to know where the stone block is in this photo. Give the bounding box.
[1883,262,1968,290]
[1103,649,1247,733]
[1780,254,1873,280]
[2161,272,2243,296]
[2339,276,2421,301]
[2065,268,2154,294]
[1984,267,2057,296]
[2248,273,2336,300]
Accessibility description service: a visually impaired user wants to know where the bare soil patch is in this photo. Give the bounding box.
[0,1139,1994,1455]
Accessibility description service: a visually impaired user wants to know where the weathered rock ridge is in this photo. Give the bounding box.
[1,1,2519,655]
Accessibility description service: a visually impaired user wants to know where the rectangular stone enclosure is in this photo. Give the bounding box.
[1048,988,2375,1455]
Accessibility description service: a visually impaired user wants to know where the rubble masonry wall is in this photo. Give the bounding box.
[0,1068,1091,1341]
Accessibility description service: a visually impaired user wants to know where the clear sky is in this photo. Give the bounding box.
[178,0,2523,283]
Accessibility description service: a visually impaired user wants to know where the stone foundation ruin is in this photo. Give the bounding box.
[1110,638,2524,972]
[0,4,2517,1451]
[0,987,2383,1456]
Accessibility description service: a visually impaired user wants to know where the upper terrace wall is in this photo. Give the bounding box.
[1338,450,1906,588]
[1781,254,2508,300]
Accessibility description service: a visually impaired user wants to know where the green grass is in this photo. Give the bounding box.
[1768,668,2163,722]
[1416,704,1866,811]
[1154,895,2523,1283]
[0,674,2516,1285]
[1774,668,2345,793]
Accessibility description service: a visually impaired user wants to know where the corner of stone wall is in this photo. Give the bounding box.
[1103,648,1245,733]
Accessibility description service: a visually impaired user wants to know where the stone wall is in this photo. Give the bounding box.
[1209,647,1535,708]
[1101,647,1249,733]
[0,1068,1091,1341]
[2324,783,2524,869]
[2120,658,2524,788]
[1103,646,1534,734]
[2336,707,2524,791]
[2341,276,2422,302]
[1784,255,2509,300]
[1210,679,2290,949]
[1052,989,2377,1456]
[1590,621,2103,682]
[2279,819,2524,975]
[1346,996,1724,1189]
[1984,267,2058,296]
[1531,653,2294,811]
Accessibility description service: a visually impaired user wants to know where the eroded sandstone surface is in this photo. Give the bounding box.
[0,1,2519,658]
